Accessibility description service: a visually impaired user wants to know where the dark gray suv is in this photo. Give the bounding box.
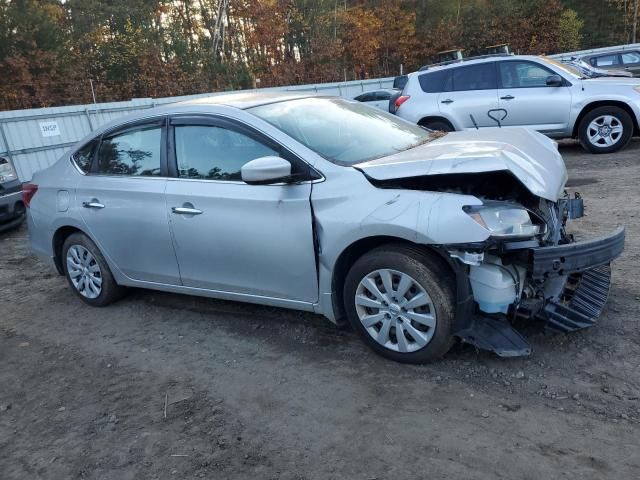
[581,50,640,77]
[0,157,25,232]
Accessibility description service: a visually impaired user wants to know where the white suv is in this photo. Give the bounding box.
[395,55,640,153]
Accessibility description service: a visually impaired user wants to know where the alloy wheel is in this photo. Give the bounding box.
[587,115,623,147]
[66,245,103,299]
[354,269,436,353]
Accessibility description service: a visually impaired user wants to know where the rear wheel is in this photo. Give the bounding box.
[578,106,633,153]
[62,232,125,306]
[343,245,456,363]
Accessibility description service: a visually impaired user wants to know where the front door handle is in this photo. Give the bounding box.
[82,200,105,209]
[441,99,454,104]
[500,95,515,100]
[172,206,203,215]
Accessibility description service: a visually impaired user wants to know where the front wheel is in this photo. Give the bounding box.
[578,106,633,154]
[343,245,456,363]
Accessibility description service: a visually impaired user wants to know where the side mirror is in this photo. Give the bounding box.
[546,74,563,87]
[241,156,292,185]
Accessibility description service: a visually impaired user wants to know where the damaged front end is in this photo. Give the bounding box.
[355,130,625,357]
[447,193,624,357]
[369,172,625,357]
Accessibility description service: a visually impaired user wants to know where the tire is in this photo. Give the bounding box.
[62,232,125,307]
[578,106,633,154]
[420,120,454,132]
[343,244,456,363]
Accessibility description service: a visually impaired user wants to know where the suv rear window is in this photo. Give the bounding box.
[418,69,451,93]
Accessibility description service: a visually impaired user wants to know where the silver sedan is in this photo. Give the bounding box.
[27,93,623,362]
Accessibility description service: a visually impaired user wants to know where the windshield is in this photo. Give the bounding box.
[540,57,582,78]
[248,97,438,165]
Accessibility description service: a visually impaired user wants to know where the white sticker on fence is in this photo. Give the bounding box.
[39,120,60,137]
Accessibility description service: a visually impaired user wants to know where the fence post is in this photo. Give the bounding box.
[84,108,94,131]
[0,121,14,163]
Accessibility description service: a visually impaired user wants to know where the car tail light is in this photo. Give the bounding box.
[22,183,38,208]
[395,95,410,109]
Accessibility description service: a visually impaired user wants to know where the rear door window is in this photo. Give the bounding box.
[451,63,497,91]
[96,126,162,177]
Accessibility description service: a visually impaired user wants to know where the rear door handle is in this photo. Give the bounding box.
[172,207,203,215]
[441,99,454,104]
[500,95,515,100]
[82,201,105,209]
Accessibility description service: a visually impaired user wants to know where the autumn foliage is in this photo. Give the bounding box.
[0,0,630,110]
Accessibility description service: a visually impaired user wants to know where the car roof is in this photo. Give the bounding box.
[174,91,319,110]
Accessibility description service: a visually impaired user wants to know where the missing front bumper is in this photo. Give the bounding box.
[453,227,624,357]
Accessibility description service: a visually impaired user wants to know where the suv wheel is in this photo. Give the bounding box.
[578,106,633,154]
[62,232,125,306]
[420,120,453,132]
[343,245,456,363]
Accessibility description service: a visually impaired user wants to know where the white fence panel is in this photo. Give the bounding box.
[548,43,640,61]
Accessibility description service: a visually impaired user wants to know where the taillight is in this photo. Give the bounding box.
[22,183,38,208]
[395,95,410,109]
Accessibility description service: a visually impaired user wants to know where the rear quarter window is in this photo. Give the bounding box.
[72,140,98,174]
[418,69,451,93]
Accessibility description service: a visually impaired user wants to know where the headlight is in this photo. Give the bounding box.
[464,204,542,238]
[0,157,17,183]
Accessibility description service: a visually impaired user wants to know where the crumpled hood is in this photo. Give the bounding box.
[355,127,568,201]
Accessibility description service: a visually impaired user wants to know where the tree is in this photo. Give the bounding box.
[558,8,584,52]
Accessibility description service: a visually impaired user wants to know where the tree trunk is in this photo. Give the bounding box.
[633,0,639,43]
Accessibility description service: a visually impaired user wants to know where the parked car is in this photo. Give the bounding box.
[353,89,397,110]
[562,58,633,79]
[580,49,640,77]
[394,55,640,153]
[389,76,408,113]
[0,156,26,232]
[27,93,624,363]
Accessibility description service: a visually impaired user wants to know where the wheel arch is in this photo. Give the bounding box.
[417,116,455,131]
[573,101,639,137]
[52,225,85,275]
[330,236,462,324]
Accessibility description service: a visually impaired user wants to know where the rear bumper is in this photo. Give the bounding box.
[528,226,625,280]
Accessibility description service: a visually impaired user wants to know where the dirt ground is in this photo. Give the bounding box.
[1,140,639,480]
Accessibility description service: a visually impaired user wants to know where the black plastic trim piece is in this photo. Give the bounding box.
[528,226,624,280]
[455,315,532,357]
